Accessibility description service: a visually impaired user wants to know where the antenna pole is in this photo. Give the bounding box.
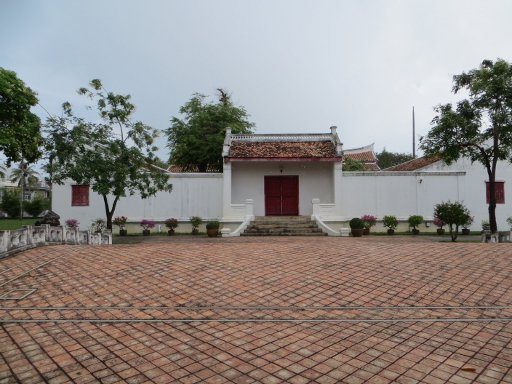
[412,106,416,158]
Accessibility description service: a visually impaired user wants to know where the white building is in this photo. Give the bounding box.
[52,127,512,235]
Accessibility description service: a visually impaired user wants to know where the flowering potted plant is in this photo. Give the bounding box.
[113,216,128,236]
[65,218,79,229]
[382,215,398,235]
[433,216,445,235]
[361,214,377,235]
[349,218,365,237]
[190,216,202,235]
[165,218,178,235]
[140,219,155,236]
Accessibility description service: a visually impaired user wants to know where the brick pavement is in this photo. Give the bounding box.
[0,237,511,383]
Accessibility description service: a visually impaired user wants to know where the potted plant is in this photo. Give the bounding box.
[206,220,220,237]
[382,215,398,235]
[408,215,423,235]
[65,218,79,229]
[165,218,178,235]
[190,216,202,235]
[361,214,377,235]
[113,216,128,236]
[461,215,473,235]
[140,219,155,236]
[433,216,445,235]
[91,218,106,233]
[349,218,365,237]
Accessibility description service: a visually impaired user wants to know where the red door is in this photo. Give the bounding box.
[264,176,299,216]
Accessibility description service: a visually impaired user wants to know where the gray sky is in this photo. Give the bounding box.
[2,0,512,161]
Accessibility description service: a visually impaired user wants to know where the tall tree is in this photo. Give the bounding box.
[420,59,512,234]
[45,79,171,229]
[166,89,254,172]
[0,68,42,165]
[376,149,414,169]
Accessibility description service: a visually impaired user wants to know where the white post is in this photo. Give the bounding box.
[222,162,232,219]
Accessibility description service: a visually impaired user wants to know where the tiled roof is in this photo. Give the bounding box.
[383,156,441,171]
[229,141,339,159]
[344,151,376,162]
[362,163,381,171]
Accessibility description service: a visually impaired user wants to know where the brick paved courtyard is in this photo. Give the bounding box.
[1,237,511,383]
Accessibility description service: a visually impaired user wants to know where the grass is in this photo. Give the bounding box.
[0,218,38,230]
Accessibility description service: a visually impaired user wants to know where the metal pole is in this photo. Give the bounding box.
[412,106,416,158]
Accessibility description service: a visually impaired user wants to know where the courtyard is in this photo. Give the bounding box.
[0,237,511,383]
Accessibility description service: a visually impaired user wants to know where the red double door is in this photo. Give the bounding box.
[264,176,299,216]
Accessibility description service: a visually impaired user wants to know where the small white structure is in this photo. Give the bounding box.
[52,127,512,235]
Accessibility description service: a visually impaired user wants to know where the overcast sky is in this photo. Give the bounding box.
[2,0,512,161]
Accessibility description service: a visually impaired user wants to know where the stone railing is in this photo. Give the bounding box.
[0,225,112,259]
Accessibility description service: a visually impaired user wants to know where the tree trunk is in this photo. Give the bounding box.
[488,175,498,234]
[102,194,120,230]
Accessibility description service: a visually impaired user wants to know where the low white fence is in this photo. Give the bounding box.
[0,225,112,259]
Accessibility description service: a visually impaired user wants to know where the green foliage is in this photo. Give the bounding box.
[9,162,39,187]
[0,190,21,218]
[0,68,42,165]
[166,89,254,172]
[434,201,472,242]
[45,79,171,229]
[24,196,49,217]
[342,157,367,171]
[91,218,106,233]
[408,215,423,230]
[382,215,398,230]
[376,149,414,169]
[419,59,512,233]
[206,220,220,230]
[190,216,203,229]
[349,217,364,229]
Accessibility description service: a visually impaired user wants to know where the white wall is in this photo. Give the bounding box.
[340,171,464,221]
[52,174,223,227]
[231,162,334,216]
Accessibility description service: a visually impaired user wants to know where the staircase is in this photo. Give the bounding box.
[242,216,327,236]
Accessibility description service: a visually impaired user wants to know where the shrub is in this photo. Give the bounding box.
[113,216,127,229]
[1,190,21,218]
[206,220,220,230]
[433,201,471,242]
[507,216,512,228]
[190,216,202,229]
[24,196,49,217]
[140,219,155,230]
[433,217,445,228]
[349,217,364,229]
[361,214,377,229]
[165,218,179,229]
[92,218,107,233]
[408,215,424,231]
[382,215,398,230]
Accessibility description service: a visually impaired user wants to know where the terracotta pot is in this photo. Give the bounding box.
[207,228,219,238]
[436,228,445,235]
[142,229,150,236]
[461,228,470,235]
[363,228,370,235]
[387,229,395,235]
[192,228,199,235]
[119,229,127,236]
[411,229,420,235]
[167,229,175,236]
[351,228,364,237]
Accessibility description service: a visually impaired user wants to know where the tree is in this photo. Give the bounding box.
[342,157,367,171]
[24,195,49,217]
[45,79,171,230]
[0,68,42,165]
[420,59,512,234]
[376,149,414,169]
[166,89,254,172]
[9,162,39,188]
[434,201,472,242]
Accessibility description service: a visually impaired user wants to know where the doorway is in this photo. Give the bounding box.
[264,176,299,216]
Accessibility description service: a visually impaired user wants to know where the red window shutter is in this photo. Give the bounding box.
[486,182,505,204]
[72,185,90,206]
